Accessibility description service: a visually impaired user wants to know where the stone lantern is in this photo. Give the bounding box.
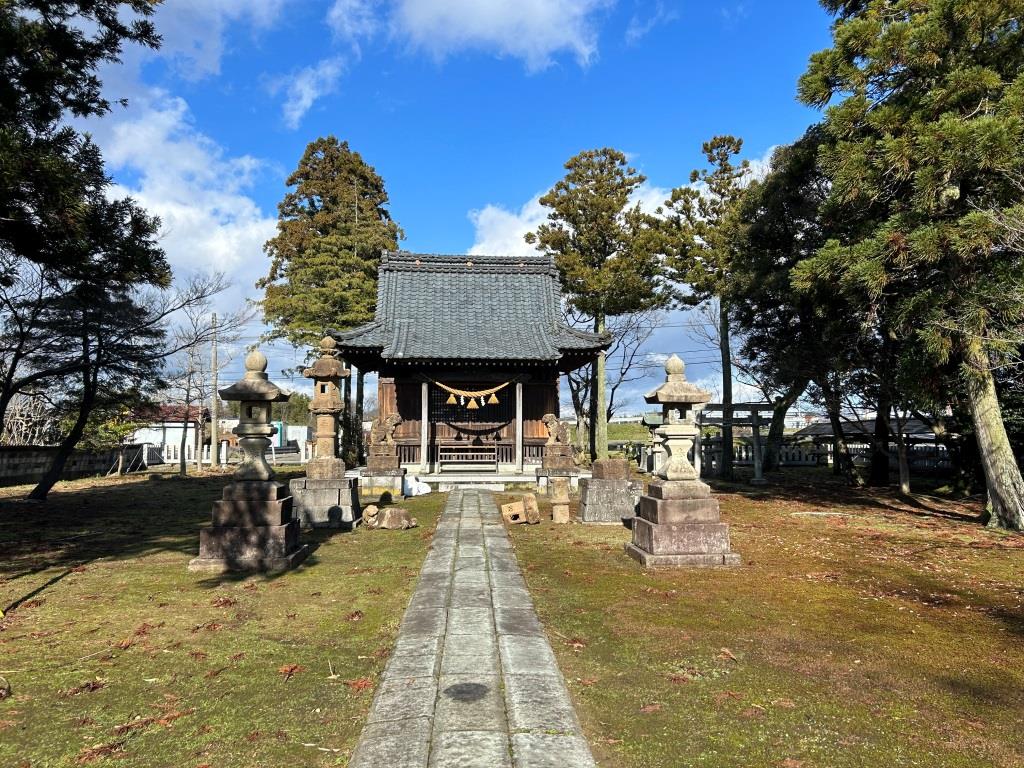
[624,354,740,567]
[188,350,309,572]
[289,337,360,528]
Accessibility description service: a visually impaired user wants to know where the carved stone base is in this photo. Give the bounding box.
[190,480,309,573]
[624,544,741,568]
[290,477,360,529]
[360,468,407,499]
[625,478,740,568]
[189,519,310,573]
[367,455,400,472]
[306,456,348,480]
[579,478,639,524]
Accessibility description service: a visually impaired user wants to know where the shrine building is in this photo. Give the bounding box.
[333,252,610,474]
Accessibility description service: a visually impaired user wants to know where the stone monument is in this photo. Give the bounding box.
[289,337,360,529]
[536,413,579,491]
[625,354,741,568]
[579,458,639,524]
[362,412,406,497]
[189,351,309,573]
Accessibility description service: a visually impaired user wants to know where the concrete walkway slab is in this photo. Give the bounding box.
[348,489,596,768]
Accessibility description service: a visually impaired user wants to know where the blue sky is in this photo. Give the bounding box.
[89,0,835,410]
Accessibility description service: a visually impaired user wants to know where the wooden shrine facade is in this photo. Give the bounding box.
[333,252,609,473]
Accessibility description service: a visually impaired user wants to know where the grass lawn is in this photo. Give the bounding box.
[504,469,1024,768]
[0,469,446,767]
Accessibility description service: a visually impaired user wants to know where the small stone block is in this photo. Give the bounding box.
[646,478,712,499]
[501,501,526,523]
[504,674,579,733]
[551,504,570,524]
[591,458,630,480]
[435,674,506,731]
[636,495,721,525]
[349,717,432,768]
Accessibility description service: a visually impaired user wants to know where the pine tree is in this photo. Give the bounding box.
[796,0,1024,529]
[662,136,750,480]
[258,137,403,346]
[527,148,668,461]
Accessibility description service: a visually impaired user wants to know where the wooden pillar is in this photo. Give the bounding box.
[750,409,766,484]
[420,380,429,473]
[515,381,524,474]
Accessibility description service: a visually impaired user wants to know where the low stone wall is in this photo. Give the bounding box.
[0,444,146,487]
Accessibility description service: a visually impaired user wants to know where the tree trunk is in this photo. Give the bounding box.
[868,388,891,487]
[964,342,1024,531]
[719,302,734,480]
[763,377,808,472]
[821,379,861,486]
[178,377,191,478]
[895,427,911,495]
[28,365,96,500]
[593,314,608,461]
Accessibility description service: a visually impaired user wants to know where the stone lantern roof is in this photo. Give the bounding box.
[219,351,290,403]
[644,354,711,407]
[303,336,349,380]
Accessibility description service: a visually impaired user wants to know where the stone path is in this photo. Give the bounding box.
[349,489,597,768]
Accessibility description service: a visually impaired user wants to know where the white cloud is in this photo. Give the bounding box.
[625,1,679,45]
[97,91,277,311]
[390,0,612,70]
[468,194,547,256]
[153,0,286,79]
[327,0,380,47]
[467,181,672,256]
[271,57,347,129]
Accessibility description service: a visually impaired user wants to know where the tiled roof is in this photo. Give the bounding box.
[335,252,610,363]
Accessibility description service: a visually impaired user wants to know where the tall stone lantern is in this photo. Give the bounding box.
[188,350,309,572]
[624,354,740,567]
[289,337,360,528]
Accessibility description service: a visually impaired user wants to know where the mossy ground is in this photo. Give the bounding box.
[504,468,1024,768]
[0,469,446,767]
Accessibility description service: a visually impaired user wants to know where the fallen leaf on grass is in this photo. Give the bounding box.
[579,678,598,686]
[602,738,623,745]
[113,716,156,735]
[718,648,739,663]
[772,698,796,709]
[205,667,227,679]
[188,650,208,661]
[741,706,766,719]
[278,664,304,681]
[345,610,364,622]
[229,652,246,661]
[61,679,106,697]
[778,760,804,768]
[211,596,237,608]
[115,636,135,650]
[668,675,690,684]
[567,637,587,651]
[639,703,661,713]
[76,740,126,763]
[245,730,261,742]
[345,678,374,693]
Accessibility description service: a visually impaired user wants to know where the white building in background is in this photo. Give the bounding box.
[132,405,208,464]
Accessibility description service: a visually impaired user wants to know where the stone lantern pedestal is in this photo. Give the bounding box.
[625,355,740,568]
[289,337,360,529]
[189,351,309,573]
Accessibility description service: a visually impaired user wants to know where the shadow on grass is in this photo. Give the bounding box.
[0,468,364,610]
[706,466,987,526]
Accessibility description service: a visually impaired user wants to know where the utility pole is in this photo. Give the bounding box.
[210,312,220,469]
